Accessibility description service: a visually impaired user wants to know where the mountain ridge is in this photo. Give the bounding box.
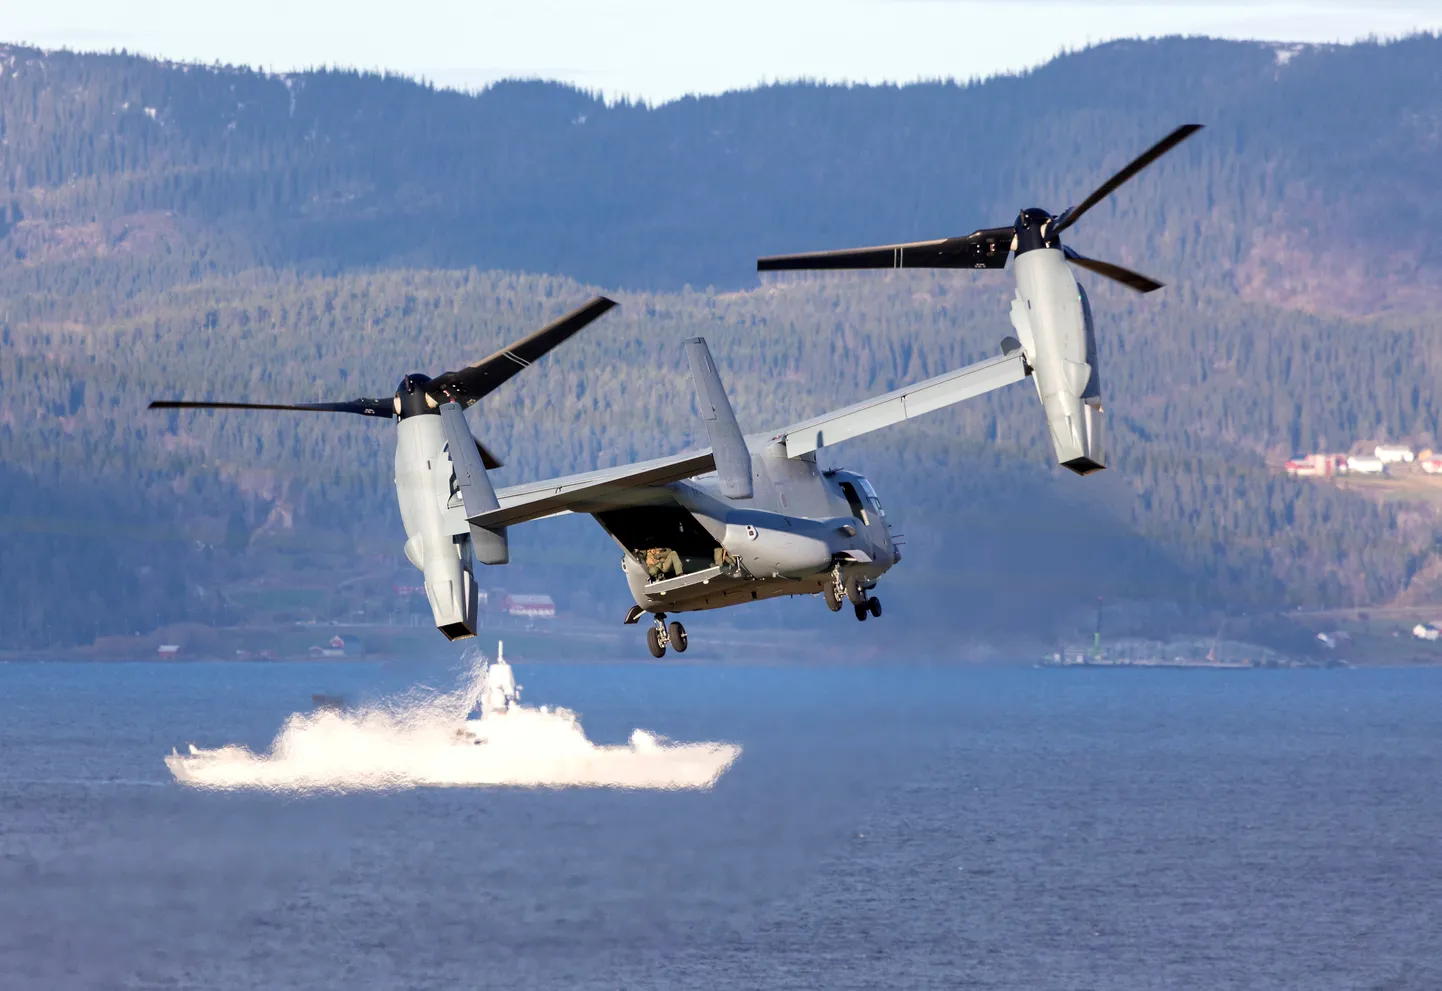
[2,35,1440,306]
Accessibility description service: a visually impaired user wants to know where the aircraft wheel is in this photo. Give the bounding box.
[823,581,843,612]
[853,602,869,622]
[868,597,882,618]
[668,621,688,653]
[646,626,667,658]
[845,577,867,605]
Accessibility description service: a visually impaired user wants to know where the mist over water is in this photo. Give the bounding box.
[164,651,741,792]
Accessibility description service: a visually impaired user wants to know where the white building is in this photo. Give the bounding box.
[1375,444,1414,464]
[505,594,556,619]
[1347,455,1386,475]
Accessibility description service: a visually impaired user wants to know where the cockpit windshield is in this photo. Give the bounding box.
[856,477,886,517]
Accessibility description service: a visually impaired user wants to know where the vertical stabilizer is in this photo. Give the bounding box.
[684,337,753,499]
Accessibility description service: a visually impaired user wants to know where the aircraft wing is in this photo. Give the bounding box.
[468,450,716,529]
[469,349,1026,530]
[764,350,1029,458]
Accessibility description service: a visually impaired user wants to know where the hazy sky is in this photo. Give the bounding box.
[6,1,1441,104]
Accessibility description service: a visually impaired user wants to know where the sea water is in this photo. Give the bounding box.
[1,660,1439,990]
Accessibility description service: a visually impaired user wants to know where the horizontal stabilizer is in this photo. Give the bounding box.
[685,337,752,499]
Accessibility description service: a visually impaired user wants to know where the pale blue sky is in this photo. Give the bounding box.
[5,1,1440,104]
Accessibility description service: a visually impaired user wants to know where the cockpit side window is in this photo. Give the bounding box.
[838,481,869,525]
[856,477,886,517]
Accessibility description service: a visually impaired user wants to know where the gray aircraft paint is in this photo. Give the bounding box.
[1009,246,1106,473]
[395,411,479,638]
[685,337,753,499]
[439,401,508,567]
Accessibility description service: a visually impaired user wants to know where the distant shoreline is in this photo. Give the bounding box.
[3,654,1439,669]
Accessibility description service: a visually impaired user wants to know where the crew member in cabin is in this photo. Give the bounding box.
[644,546,683,580]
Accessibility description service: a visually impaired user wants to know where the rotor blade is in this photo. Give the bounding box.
[426,296,618,407]
[1051,124,1203,236]
[1063,246,1164,293]
[148,398,393,417]
[476,438,503,471]
[757,227,1014,272]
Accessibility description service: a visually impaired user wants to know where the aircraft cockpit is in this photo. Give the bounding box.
[829,470,887,527]
[856,476,886,519]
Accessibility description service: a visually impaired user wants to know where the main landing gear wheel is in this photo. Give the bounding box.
[844,576,867,606]
[853,597,882,621]
[823,579,843,612]
[647,626,666,658]
[668,621,688,653]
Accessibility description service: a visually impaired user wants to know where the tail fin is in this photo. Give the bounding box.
[685,338,753,499]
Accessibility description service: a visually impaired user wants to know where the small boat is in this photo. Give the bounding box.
[458,641,521,744]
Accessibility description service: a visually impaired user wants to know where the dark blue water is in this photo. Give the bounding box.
[2,661,1439,990]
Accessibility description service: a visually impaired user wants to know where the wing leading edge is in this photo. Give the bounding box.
[764,350,1029,458]
[469,450,717,530]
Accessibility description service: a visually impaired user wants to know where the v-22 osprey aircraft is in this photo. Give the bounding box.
[152,125,1200,655]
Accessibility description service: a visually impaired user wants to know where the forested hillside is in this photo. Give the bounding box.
[1,37,1439,650]
[1,36,1440,307]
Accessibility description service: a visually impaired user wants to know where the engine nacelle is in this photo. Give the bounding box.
[396,413,482,641]
[430,535,481,642]
[1010,248,1106,475]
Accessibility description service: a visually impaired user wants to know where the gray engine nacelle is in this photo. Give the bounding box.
[1009,247,1106,475]
[396,405,503,642]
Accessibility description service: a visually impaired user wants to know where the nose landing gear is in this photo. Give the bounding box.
[826,567,881,621]
[645,613,688,657]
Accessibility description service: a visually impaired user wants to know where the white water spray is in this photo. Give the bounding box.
[165,646,741,792]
